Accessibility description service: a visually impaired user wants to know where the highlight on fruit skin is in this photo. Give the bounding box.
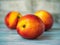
[17,14,45,39]
[5,11,22,29]
[34,10,54,31]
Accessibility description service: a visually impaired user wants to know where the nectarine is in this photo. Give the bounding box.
[34,10,54,31]
[5,11,22,29]
[17,14,45,39]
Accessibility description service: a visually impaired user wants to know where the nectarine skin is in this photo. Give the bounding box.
[35,10,54,31]
[17,14,45,39]
[5,11,22,29]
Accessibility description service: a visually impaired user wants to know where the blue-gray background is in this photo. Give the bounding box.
[0,0,60,45]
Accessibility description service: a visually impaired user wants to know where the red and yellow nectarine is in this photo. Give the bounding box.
[34,10,54,31]
[17,14,45,39]
[5,11,22,29]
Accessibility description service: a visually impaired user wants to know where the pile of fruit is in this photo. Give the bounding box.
[4,10,54,39]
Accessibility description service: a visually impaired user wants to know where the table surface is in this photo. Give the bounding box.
[0,23,60,45]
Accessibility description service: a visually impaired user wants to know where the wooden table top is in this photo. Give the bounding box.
[0,23,60,45]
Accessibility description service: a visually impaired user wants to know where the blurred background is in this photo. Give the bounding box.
[0,0,60,25]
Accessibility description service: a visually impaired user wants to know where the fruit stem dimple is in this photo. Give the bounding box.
[23,25,26,28]
[17,16,20,18]
[17,13,21,18]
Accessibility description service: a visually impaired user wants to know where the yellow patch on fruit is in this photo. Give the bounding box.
[8,11,21,26]
[34,10,54,30]
[17,19,30,30]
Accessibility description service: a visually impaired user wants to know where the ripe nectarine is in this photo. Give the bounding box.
[5,11,22,29]
[34,10,54,31]
[17,14,45,39]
